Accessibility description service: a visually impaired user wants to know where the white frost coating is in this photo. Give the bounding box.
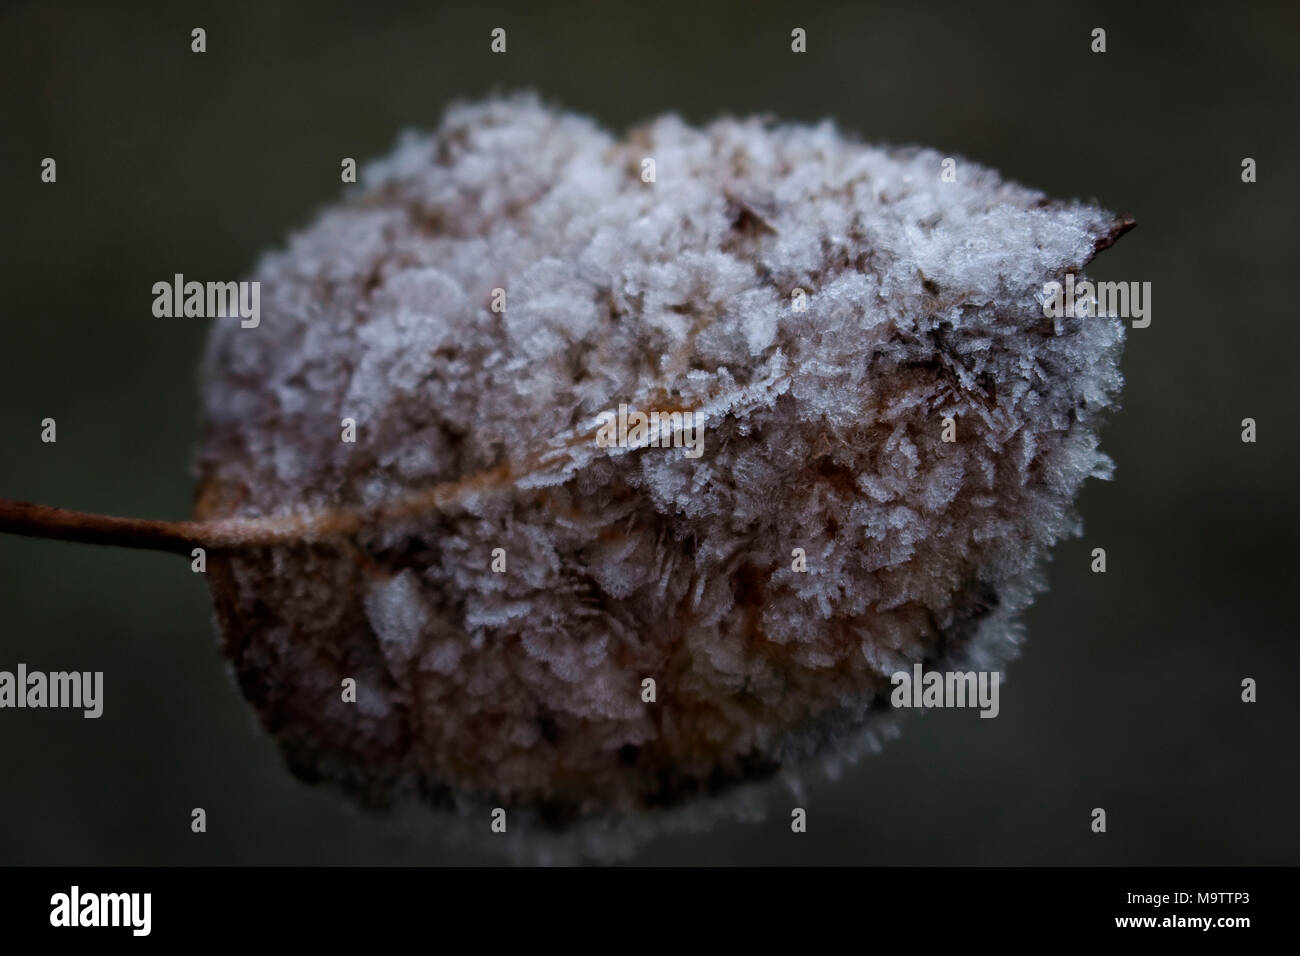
[196,94,1128,849]
[364,570,429,667]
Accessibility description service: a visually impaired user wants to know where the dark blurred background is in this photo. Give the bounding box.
[1,0,1296,865]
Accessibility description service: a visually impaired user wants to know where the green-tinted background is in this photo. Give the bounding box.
[1,0,1296,864]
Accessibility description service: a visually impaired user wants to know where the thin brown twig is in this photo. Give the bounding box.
[0,379,729,556]
[0,429,568,554]
[0,498,217,554]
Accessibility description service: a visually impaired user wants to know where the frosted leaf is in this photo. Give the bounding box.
[195,94,1131,847]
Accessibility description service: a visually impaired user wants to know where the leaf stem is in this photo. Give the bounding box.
[0,499,211,554]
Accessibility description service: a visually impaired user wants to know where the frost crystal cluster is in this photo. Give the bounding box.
[196,95,1128,827]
